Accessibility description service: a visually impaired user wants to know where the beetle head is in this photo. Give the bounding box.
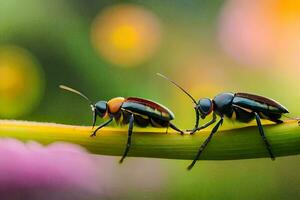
[94,101,108,118]
[196,98,213,119]
[89,101,107,128]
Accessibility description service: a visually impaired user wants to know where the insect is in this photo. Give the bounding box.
[157,73,289,170]
[59,85,183,163]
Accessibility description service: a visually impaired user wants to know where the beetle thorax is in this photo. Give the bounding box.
[107,97,125,113]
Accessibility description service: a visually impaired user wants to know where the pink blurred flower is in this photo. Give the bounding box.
[0,138,167,200]
[218,0,275,66]
[0,139,111,200]
[218,0,300,71]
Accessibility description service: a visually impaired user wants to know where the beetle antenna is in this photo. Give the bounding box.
[156,73,198,105]
[59,85,97,129]
[59,85,93,106]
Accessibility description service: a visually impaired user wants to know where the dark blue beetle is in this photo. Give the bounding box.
[157,73,289,170]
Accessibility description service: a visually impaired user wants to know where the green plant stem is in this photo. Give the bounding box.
[0,120,300,160]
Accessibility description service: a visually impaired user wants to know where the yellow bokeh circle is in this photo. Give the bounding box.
[0,46,44,118]
[91,4,162,67]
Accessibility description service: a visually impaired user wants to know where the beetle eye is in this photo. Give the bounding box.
[198,98,212,115]
[95,101,107,117]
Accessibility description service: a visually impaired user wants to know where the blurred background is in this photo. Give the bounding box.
[0,0,300,199]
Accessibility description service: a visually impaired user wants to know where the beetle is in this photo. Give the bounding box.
[59,85,183,163]
[157,73,289,170]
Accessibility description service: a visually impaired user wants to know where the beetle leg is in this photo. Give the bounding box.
[254,112,275,160]
[92,107,98,130]
[120,114,134,163]
[90,118,113,137]
[187,117,223,170]
[165,126,169,134]
[194,108,200,129]
[186,108,200,132]
[189,113,217,135]
[169,123,184,135]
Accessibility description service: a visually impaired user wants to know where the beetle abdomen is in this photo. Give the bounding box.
[233,93,288,114]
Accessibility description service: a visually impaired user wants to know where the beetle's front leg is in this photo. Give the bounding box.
[194,108,200,130]
[188,113,217,135]
[90,118,113,137]
[187,108,200,132]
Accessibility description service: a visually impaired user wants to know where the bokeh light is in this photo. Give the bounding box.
[91,4,162,67]
[218,0,275,66]
[218,0,300,70]
[0,46,44,118]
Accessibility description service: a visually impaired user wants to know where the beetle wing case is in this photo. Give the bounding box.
[122,97,174,121]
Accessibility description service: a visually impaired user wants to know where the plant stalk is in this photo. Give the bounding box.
[0,120,300,160]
